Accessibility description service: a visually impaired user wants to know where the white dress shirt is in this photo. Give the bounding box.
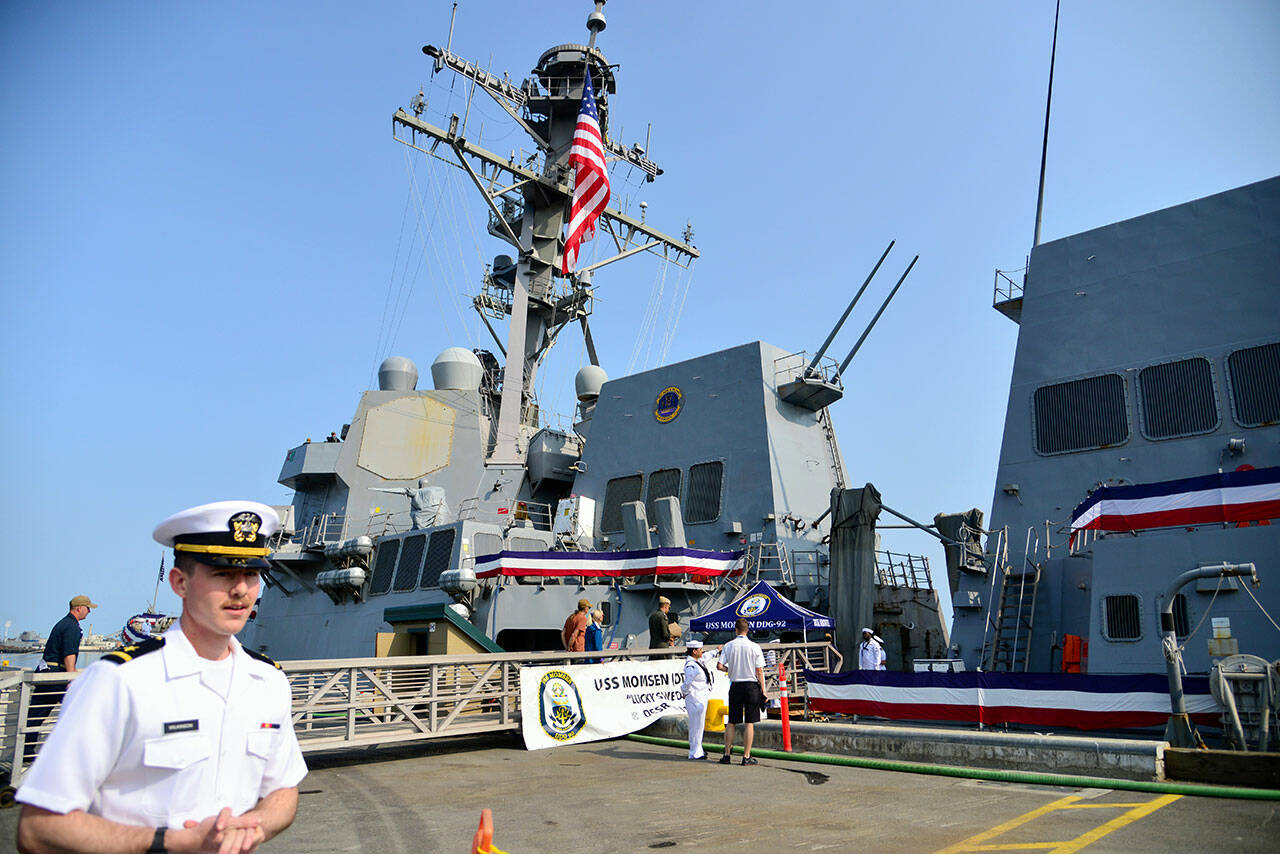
[17,628,306,827]
[721,635,765,683]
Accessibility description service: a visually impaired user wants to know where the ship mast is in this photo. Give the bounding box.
[393,1,698,465]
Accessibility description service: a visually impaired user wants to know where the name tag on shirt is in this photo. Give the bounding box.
[163,719,199,734]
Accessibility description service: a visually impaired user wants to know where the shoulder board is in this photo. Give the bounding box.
[103,637,166,665]
[244,647,282,670]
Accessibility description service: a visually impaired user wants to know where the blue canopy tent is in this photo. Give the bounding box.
[688,581,833,640]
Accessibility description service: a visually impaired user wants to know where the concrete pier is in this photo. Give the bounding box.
[644,715,1168,781]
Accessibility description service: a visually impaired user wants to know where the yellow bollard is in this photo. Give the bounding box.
[705,699,728,733]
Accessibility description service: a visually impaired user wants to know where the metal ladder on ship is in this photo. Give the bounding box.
[817,407,847,488]
[733,542,794,592]
[986,528,1042,672]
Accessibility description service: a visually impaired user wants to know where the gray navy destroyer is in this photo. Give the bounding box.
[244,1,1279,714]
[244,2,948,665]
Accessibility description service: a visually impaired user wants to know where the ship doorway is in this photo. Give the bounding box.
[495,628,563,652]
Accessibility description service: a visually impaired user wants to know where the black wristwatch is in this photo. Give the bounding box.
[147,826,167,854]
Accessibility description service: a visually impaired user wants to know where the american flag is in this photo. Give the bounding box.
[562,66,610,275]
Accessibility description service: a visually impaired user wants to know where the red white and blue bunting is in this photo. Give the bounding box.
[1069,466,1280,546]
[804,670,1221,729]
[475,547,744,581]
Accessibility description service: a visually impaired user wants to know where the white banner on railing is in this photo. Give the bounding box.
[520,656,727,750]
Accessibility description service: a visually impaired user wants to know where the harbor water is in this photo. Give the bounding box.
[1,651,107,671]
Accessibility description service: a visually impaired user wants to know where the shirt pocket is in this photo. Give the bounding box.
[142,733,212,821]
[246,729,276,760]
[243,729,278,795]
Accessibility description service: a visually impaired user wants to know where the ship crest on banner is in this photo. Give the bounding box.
[539,670,587,741]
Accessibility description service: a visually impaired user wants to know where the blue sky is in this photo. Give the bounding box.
[2,1,1277,641]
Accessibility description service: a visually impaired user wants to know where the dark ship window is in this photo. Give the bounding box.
[1172,593,1190,638]
[420,529,456,588]
[1032,374,1129,455]
[1102,594,1141,641]
[601,475,644,533]
[685,461,724,524]
[1137,357,1219,440]
[369,539,401,596]
[393,534,427,591]
[646,468,682,520]
[473,532,503,559]
[1226,341,1280,427]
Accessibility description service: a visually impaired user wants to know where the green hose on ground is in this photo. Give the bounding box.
[625,734,1280,801]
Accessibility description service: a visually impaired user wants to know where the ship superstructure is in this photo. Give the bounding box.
[949,177,1280,675]
[244,3,947,662]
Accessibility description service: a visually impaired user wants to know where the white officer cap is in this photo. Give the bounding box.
[153,500,280,569]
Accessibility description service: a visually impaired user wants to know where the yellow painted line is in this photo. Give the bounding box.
[935,793,1182,854]
[1046,794,1182,854]
[933,796,1083,853]
[1055,802,1157,809]
[949,844,1062,851]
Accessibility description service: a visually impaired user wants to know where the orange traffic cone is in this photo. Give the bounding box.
[471,808,509,854]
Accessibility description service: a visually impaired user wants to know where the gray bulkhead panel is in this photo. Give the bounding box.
[572,340,840,556]
[1087,524,1280,674]
[246,386,502,659]
[950,176,1280,672]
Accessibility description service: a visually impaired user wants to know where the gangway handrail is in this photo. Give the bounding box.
[1,642,839,782]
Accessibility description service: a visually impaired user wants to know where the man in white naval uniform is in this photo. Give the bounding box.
[17,500,307,854]
[859,627,887,671]
[679,640,714,760]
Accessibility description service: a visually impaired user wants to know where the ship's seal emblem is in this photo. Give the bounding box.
[229,511,262,543]
[737,593,770,618]
[654,386,683,423]
[538,670,586,741]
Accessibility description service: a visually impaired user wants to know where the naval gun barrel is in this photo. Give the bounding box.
[1160,562,1259,747]
[804,240,894,378]
[834,255,919,380]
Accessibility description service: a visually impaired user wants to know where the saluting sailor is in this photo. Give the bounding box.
[680,640,714,760]
[16,500,307,854]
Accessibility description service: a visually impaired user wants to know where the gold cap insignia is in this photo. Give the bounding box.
[229,511,262,543]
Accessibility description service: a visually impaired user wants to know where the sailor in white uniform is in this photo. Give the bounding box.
[859,627,887,671]
[16,500,307,854]
[680,640,714,760]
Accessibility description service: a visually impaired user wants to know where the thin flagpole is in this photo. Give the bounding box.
[1033,0,1061,247]
[150,553,165,612]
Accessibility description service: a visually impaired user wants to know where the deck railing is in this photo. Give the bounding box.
[0,642,839,787]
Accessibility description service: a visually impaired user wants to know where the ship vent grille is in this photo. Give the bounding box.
[1227,341,1280,427]
[369,539,401,596]
[1138,357,1219,440]
[508,535,544,552]
[601,475,643,533]
[1102,594,1141,641]
[394,534,427,591]
[646,468,682,520]
[1033,374,1129,455]
[420,529,456,588]
[473,532,503,560]
[685,461,725,524]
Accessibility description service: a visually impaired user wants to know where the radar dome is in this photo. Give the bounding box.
[431,347,484,391]
[378,356,419,391]
[575,365,608,401]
